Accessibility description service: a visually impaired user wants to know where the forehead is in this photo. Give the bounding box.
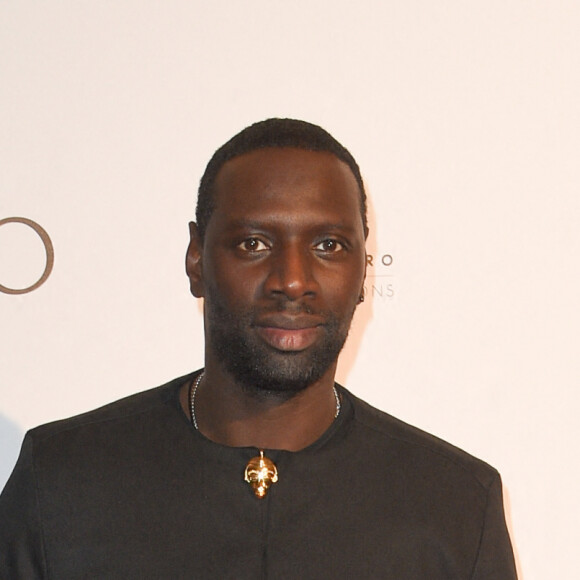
[210,148,363,232]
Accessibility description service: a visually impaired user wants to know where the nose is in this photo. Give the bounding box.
[264,244,317,301]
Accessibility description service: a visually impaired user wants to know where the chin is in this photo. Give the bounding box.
[229,351,331,397]
[222,343,338,396]
[205,289,352,396]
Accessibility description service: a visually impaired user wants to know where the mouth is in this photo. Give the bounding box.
[254,315,324,352]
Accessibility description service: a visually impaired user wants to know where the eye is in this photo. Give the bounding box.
[238,238,269,252]
[314,239,345,253]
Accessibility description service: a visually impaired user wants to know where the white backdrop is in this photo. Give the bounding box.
[2,2,579,578]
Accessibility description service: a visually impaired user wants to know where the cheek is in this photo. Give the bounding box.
[324,265,365,301]
[208,261,264,307]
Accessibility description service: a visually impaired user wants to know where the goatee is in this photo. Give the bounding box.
[204,288,354,397]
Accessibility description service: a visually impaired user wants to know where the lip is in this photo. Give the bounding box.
[254,315,324,352]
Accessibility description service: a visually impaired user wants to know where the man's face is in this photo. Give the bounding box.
[188,147,366,395]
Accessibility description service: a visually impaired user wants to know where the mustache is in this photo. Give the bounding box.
[271,300,315,316]
[207,294,321,324]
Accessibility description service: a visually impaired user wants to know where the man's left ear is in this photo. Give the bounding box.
[357,255,367,304]
[186,222,204,297]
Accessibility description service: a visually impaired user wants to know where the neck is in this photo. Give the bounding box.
[179,362,340,451]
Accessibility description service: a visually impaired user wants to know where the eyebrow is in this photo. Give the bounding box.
[224,218,358,232]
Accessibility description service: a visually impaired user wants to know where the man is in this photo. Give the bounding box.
[0,119,517,578]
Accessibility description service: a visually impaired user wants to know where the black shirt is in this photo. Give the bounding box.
[0,373,517,579]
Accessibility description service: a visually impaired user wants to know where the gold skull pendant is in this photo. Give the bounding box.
[244,450,278,498]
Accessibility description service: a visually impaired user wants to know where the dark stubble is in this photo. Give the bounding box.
[204,285,355,397]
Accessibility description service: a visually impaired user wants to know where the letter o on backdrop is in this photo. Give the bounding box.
[381,254,393,267]
[0,217,54,294]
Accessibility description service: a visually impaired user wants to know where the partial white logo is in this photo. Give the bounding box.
[364,253,395,301]
[0,217,54,294]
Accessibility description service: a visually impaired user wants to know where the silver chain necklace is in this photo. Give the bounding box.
[188,371,341,430]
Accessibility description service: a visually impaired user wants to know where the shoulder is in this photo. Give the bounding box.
[28,372,194,445]
[342,387,499,493]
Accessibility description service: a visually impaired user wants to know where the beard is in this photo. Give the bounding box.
[204,287,355,397]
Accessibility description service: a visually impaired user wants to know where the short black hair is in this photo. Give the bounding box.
[195,118,368,242]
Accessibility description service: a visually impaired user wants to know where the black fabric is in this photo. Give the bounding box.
[0,373,517,579]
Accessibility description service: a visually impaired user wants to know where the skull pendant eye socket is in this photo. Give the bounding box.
[244,450,278,498]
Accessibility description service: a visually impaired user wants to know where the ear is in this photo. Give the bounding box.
[357,250,368,305]
[186,222,204,297]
